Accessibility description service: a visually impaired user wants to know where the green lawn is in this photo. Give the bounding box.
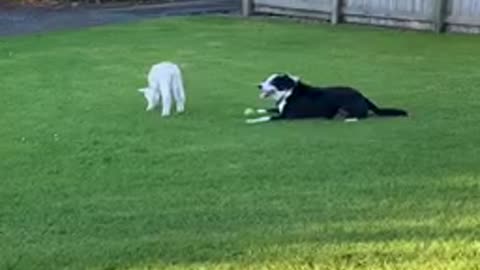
[1,16,480,270]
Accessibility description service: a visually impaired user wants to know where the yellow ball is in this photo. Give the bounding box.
[244,108,255,116]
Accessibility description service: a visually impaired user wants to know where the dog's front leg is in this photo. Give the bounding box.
[245,115,283,124]
[244,108,279,116]
[246,116,272,124]
[263,108,280,114]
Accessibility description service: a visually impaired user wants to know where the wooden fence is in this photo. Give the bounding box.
[242,0,480,34]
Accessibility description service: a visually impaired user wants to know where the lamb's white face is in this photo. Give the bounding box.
[138,87,159,111]
[258,73,299,101]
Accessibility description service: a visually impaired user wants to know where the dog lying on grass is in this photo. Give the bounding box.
[245,73,408,124]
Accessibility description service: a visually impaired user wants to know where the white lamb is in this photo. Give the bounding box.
[138,62,186,117]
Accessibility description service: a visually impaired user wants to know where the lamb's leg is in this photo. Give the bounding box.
[160,82,172,117]
[172,72,186,113]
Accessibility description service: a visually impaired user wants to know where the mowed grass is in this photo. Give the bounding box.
[1,16,480,270]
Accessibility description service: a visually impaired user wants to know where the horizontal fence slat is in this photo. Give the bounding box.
[254,0,332,12]
[343,8,432,22]
[446,16,480,27]
[254,5,331,20]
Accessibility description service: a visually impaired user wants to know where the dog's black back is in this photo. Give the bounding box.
[275,79,407,120]
[282,83,371,119]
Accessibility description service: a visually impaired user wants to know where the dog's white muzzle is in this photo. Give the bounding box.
[259,82,277,99]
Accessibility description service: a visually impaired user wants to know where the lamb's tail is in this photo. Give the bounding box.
[365,98,408,117]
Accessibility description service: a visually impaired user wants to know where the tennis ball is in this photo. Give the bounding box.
[244,108,255,116]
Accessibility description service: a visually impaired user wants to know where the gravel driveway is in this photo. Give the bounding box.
[0,0,240,37]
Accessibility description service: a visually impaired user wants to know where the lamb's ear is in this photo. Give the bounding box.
[138,88,146,93]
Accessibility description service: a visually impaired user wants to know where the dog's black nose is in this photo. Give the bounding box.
[257,84,262,89]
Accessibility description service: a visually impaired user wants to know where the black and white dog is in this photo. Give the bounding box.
[245,73,408,124]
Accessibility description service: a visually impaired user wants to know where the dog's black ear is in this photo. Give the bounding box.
[272,74,298,91]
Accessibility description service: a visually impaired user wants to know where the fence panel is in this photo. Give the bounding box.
[342,0,435,31]
[446,0,480,33]
[344,0,434,19]
[250,0,480,34]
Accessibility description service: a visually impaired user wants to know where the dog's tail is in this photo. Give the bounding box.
[365,98,408,117]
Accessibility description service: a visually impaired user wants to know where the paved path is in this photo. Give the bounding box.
[0,0,240,37]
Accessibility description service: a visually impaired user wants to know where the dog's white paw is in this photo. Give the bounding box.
[256,109,267,114]
[345,118,359,123]
[244,108,255,116]
[246,116,271,124]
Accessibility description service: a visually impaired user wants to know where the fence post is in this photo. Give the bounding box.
[433,0,447,33]
[331,0,342,25]
[242,0,253,17]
